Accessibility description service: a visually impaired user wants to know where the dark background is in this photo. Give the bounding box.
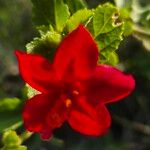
[0,0,150,149]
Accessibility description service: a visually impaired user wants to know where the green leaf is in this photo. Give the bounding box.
[65,8,93,32]
[31,0,70,31]
[119,8,133,36]
[96,24,123,65]
[95,24,123,52]
[122,19,133,36]
[26,84,39,99]
[54,0,70,31]
[31,0,54,26]
[93,3,123,37]
[64,0,87,14]
[108,52,119,65]
[0,98,21,112]
[114,1,134,36]
[92,3,124,65]
[100,52,119,66]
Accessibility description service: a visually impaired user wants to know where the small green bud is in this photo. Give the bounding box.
[1,131,27,150]
[26,30,62,61]
[2,130,21,148]
[0,98,21,112]
[43,31,62,48]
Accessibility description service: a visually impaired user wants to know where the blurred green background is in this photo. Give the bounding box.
[0,0,150,149]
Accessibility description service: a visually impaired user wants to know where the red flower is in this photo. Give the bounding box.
[15,25,135,140]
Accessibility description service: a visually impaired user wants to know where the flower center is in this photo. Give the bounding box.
[46,87,80,129]
[65,98,72,108]
[46,97,73,129]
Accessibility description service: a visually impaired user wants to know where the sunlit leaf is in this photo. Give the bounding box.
[65,8,93,32]
[119,8,133,36]
[93,3,122,37]
[100,52,119,66]
[93,3,124,65]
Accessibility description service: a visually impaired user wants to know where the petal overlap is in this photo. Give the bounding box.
[22,94,52,134]
[23,92,68,139]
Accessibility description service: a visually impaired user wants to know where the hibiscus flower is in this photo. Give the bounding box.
[15,25,135,140]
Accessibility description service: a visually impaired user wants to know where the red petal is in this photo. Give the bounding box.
[22,93,67,140]
[68,96,111,136]
[23,94,52,139]
[15,51,57,93]
[40,127,53,140]
[83,65,135,105]
[53,25,98,80]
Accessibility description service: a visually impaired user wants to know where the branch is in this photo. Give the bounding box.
[112,115,150,135]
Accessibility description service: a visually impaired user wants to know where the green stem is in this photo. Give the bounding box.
[50,137,64,147]
[4,121,23,132]
[20,131,33,143]
[133,25,150,36]
[113,115,150,135]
